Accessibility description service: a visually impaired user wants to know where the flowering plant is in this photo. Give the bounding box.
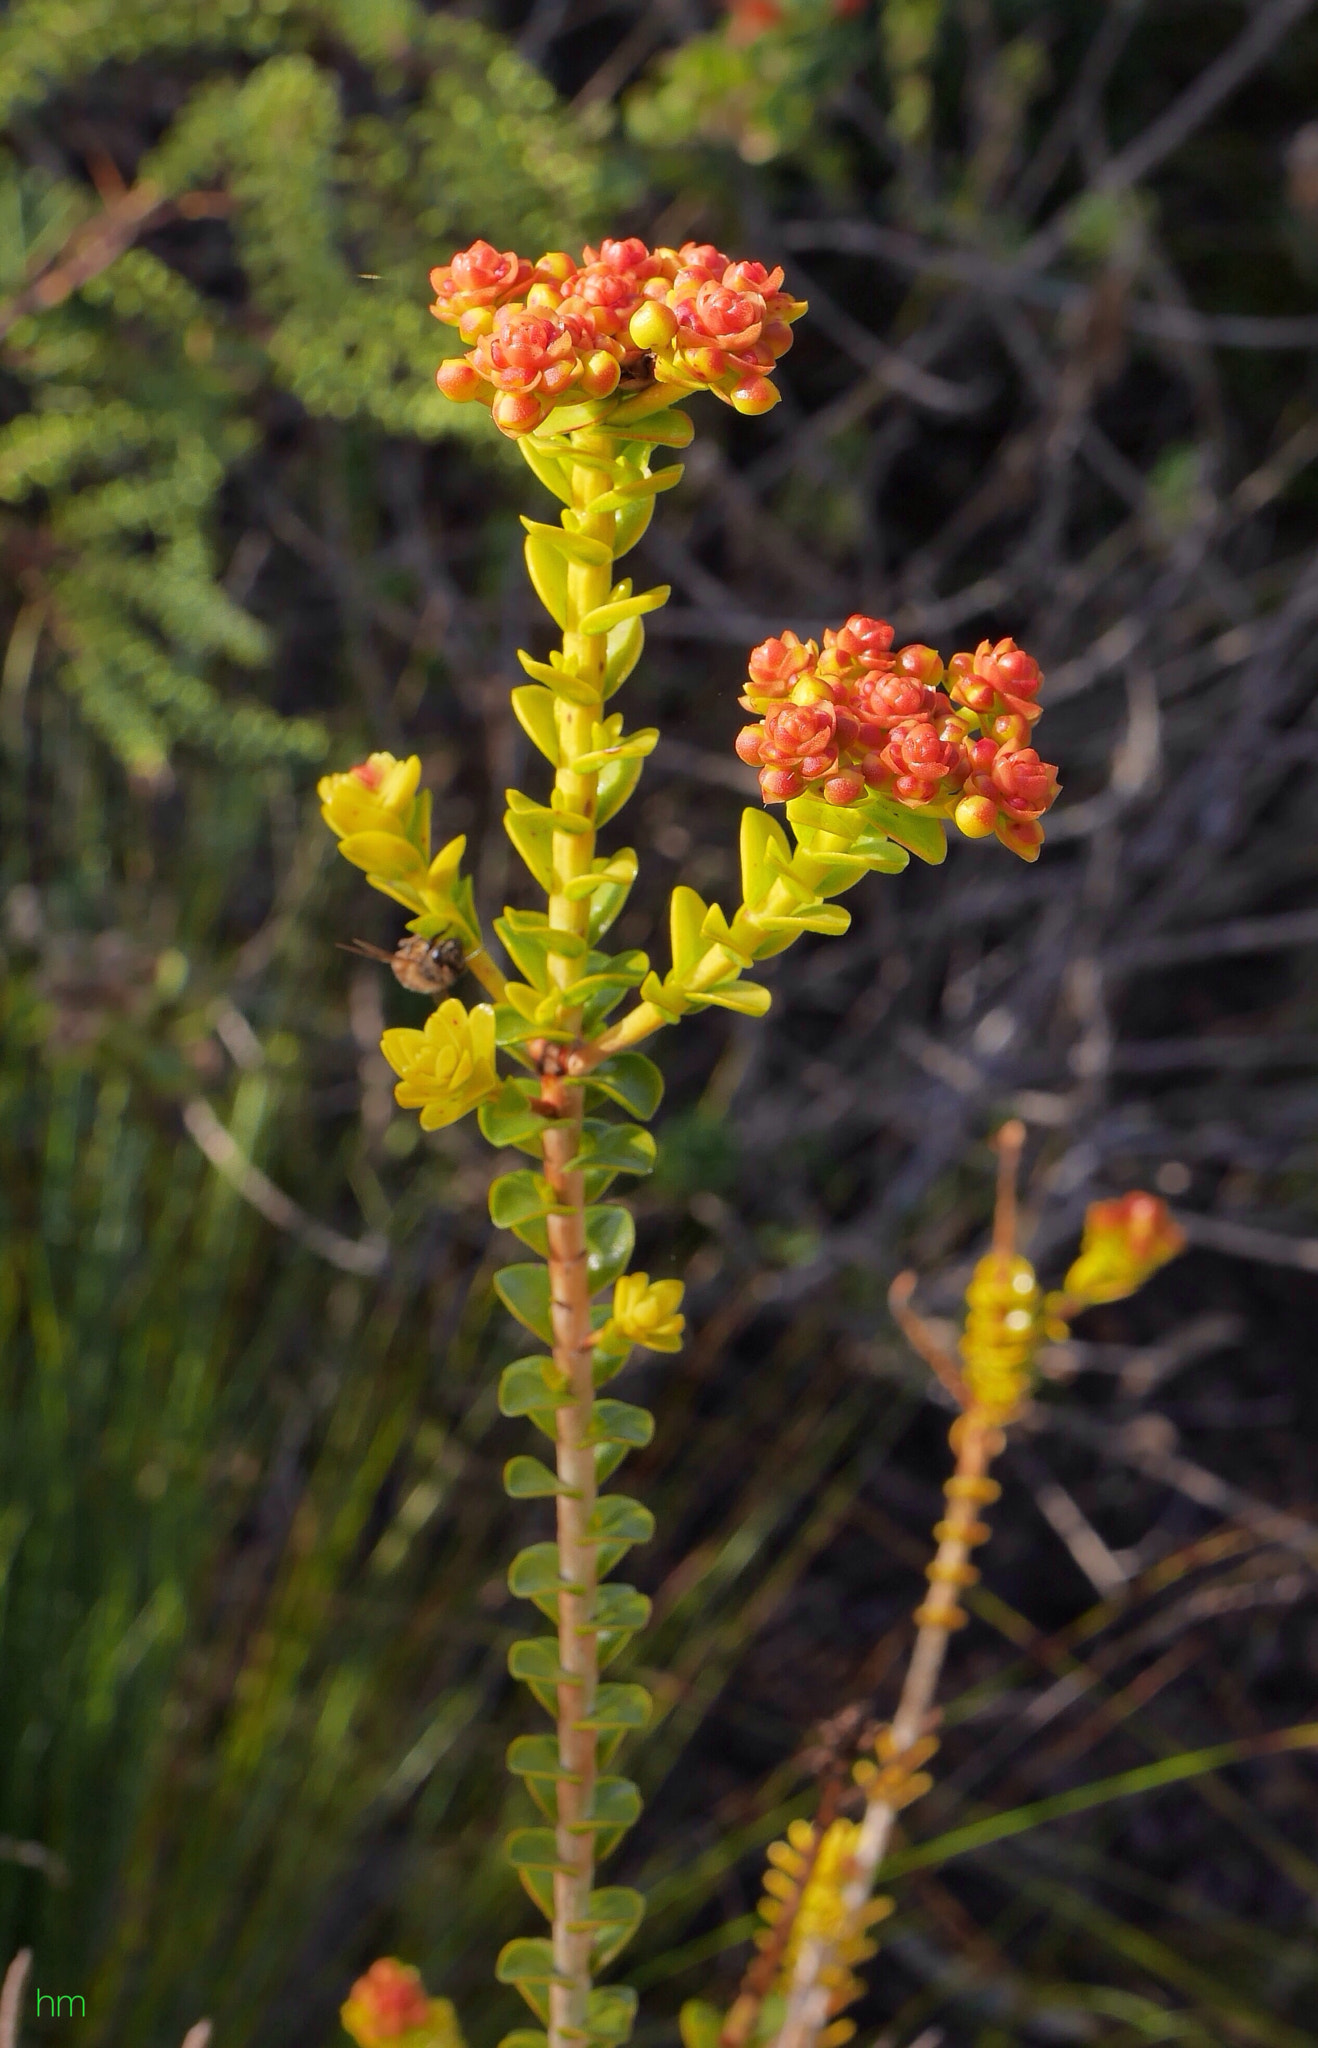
[322,234,1111,2048]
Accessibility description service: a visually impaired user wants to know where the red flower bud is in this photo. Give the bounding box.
[759,701,841,781]
[846,668,947,737]
[878,719,964,803]
[676,283,765,352]
[748,629,816,699]
[989,747,1060,818]
[491,390,546,436]
[731,374,779,414]
[893,642,944,687]
[976,636,1042,701]
[429,242,533,324]
[722,259,786,296]
[344,1959,431,2041]
[835,614,895,665]
[735,725,766,764]
[582,236,659,277]
[759,765,803,800]
[823,770,866,805]
[676,241,732,281]
[435,358,483,402]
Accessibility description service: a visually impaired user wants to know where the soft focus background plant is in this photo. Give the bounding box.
[2,2,1318,2046]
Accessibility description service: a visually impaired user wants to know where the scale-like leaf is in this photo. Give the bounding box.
[517,648,598,707]
[603,615,644,697]
[521,517,613,566]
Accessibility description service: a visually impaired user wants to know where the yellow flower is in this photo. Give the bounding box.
[381,999,499,1130]
[319,751,423,840]
[341,1958,464,2048]
[959,1252,1043,1418]
[609,1271,685,1352]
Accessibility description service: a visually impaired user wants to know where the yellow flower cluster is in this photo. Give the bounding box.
[958,1251,1044,1419]
[319,751,477,946]
[757,1818,893,2047]
[381,1000,500,1130]
[608,1272,686,1352]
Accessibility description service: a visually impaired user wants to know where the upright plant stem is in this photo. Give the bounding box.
[774,1128,1026,2048]
[541,433,615,2048]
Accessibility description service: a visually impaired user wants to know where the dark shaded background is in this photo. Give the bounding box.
[1,2,1317,2043]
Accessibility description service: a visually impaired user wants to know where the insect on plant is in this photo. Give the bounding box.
[315,233,1183,2048]
[340,933,469,996]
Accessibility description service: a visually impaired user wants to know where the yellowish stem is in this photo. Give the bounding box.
[543,434,615,2048]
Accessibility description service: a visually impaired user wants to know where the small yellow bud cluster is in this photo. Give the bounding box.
[958,1251,1044,1420]
[756,1820,893,2046]
[381,999,499,1130]
[607,1272,686,1352]
[851,1727,938,1810]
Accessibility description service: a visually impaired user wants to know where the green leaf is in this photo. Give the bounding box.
[579,1776,642,1842]
[479,1078,559,1154]
[494,1265,554,1342]
[862,791,946,865]
[517,647,598,707]
[521,516,613,566]
[582,1886,646,1969]
[610,401,695,444]
[691,980,772,1018]
[497,794,552,892]
[498,2031,549,2048]
[572,727,659,775]
[511,685,561,765]
[589,467,684,517]
[586,1053,664,1122]
[507,1741,577,1820]
[489,1170,557,1231]
[585,1205,635,1291]
[524,532,568,626]
[517,437,572,504]
[509,1541,581,1617]
[611,496,656,559]
[508,1636,572,1713]
[590,1496,655,1546]
[589,1583,651,1634]
[497,1938,557,2022]
[586,1986,638,2047]
[504,1455,573,1498]
[587,1400,654,1483]
[336,830,427,880]
[499,1356,569,1419]
[575,1683,653,1735]
[568,1122,657,1178]
[603,616,644,698]
[578,586,670,635]
[595,753,644,828]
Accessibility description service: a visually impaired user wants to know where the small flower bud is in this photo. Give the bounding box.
[748,629,816,699]
[730,373,780,414]
[341,1960,463,2048]
[628,299,680,351]
[435,359,482,401]
[954,793,998,838]
[735,725,766,764]
[994,815,1045,860]
[893,642,944,686]
[760,765,803,801]
[533,250,576,282]
[524,281,562,311]
[491,390,546,436]
[823,770,866,805]
[578,349,622,397]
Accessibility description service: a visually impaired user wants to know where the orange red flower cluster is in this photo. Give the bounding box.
[734,618,1060,859]
[430,236,807,437]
